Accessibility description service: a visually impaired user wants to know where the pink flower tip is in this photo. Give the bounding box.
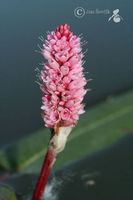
[39,24,88,128]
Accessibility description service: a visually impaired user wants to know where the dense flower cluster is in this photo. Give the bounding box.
[40,24,87,128]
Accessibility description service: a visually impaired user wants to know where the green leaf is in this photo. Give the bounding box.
[4,173,37,200]
[0,129,50,171]
[0,90,133,172]
[0,184,17,200]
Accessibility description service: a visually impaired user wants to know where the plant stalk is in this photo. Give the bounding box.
[32,139,56,200]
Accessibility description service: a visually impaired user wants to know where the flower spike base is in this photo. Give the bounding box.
[32,126,73,200]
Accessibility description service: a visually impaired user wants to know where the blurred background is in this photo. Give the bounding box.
[0,0,133,147]
[0,0,133,199]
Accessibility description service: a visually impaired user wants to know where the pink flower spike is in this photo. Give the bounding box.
[32,24,88,200]
[40,24,87,129]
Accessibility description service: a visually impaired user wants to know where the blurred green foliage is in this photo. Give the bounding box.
[0,90,133,173]
[0,184,17,200]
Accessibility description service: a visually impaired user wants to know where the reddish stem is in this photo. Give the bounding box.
[32,145,56,200]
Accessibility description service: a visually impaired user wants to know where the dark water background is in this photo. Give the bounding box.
[4,133,133,199]
[0,0,133,146]
[55,133,133,200]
